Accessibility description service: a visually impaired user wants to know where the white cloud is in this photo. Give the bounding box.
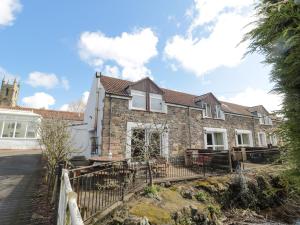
[0,0,22,27]
[26,71,70,90]
[59,104,69,111]
[219,88,282,112]
[78,28,158,81]
[82,91,89,104]
[22,92,56,109]
[164,0,256,77]
[104,65,120,78]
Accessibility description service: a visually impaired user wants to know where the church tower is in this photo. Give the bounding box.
[0,78,20,107]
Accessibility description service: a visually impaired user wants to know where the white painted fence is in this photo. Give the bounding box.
[57,169,84,225]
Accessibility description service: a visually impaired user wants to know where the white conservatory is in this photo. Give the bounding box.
[0,109,41,150]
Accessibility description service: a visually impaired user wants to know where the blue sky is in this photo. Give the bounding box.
[0,0,281,111]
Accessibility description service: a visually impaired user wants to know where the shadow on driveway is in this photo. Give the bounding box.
[0,153,42,225]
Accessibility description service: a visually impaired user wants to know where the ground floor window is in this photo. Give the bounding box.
[235,129,253,147]
[0,117,39,139]
[131,128,162,159]
[126,122,168,159]
[204,127,228,150]
[258,132,267,147]
[268,134,278,146]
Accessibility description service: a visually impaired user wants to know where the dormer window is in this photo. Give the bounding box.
[203,103,212,118]
[215,105,225,120]
[257,113,272,125]
[150,93,163,112]
[130,90,146,110]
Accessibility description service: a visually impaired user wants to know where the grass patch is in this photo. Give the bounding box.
[130,203,172,225]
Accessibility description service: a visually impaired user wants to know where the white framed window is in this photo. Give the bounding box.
[130,90,146,110]
[14,122,27,138]
[150,93,163,112]
[258,132,267,147]
[203,103,212,118]
[264,116,272,125]
[2,121,16,138]
[204,127,228,150]
[0,119,39,139]
[258,113,272,125]
[268,134,278,146]
[235,129,253,147]
[215,105,225,120]
[26,122,38,138]
[126,122,169,159]
[257,113,264,124]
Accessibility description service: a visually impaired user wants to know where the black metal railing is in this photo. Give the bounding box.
[67,153,232,222]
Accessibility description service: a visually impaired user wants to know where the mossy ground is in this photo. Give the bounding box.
[127,183,221,225]
[104,165,300,225]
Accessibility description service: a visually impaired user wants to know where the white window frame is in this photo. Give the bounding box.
[235,129,253,147]
[126,122,169,159]
[258,131,267,147]
[129,90,146,111]
[257,113,264,125]
[203,103,212,118]
[204,127,228,150]
[215,105,225,120]
[149,93,165,113]
[0,115,40,140]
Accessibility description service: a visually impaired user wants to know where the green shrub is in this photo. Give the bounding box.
[194,191,207,202]
[207,204,221,217]
[143,185,160,197]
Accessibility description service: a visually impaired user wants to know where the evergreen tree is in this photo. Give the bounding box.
[245,0,300,169]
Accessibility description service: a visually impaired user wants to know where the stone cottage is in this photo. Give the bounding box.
[83,73,279,159]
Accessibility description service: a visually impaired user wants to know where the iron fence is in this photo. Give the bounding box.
[67,153,232,222]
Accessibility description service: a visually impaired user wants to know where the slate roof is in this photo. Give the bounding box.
[0,106,84,121]
[100,75,269,117]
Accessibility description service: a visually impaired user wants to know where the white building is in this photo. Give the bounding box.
[0,106,85,151]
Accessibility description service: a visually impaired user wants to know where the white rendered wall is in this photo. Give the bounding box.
[82,76,105,157]
[0,138,40,150]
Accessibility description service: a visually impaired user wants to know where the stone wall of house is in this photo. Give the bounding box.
[101,96,277,158]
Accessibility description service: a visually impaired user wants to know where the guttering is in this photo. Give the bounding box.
[105,94,131,100]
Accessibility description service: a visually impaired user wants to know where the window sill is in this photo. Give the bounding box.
[130,107,146,111]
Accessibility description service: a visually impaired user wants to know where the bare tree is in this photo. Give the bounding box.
[38,118,73,196]
[125,119,168,186]
[67,99,87,113]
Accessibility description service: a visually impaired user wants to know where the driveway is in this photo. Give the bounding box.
[0,150,42,225]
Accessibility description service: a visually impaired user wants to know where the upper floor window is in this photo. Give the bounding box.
[130,90,146,110]
[215,105,225,120]
[257,113,272,125]
[203,103,212,118]
[150,93,163,112]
